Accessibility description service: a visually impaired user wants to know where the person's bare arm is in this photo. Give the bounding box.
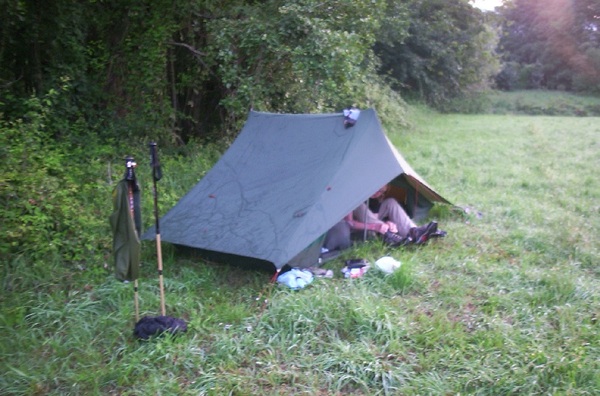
[345,213,391,234]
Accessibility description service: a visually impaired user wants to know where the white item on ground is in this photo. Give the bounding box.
[277,268,314,289]
[375,256,402,274]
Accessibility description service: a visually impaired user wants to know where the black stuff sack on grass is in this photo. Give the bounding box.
[134,316,187,340]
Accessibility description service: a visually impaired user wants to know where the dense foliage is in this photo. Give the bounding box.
[496,0,600,92]
[0,88,119,271]
[0,0,398,143]
[375,0,500,107]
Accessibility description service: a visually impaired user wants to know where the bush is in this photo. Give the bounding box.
[1,92,115,271]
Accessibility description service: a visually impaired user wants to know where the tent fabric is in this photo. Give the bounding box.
[142,109,449,270]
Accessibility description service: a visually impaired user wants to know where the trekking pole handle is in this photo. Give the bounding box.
[125,155,137,181]
[149,143,161,234]
[149,142,162,182]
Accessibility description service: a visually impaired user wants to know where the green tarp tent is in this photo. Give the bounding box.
[142,109,449,270]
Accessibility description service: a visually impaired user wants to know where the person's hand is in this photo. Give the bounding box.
[374,222,390,234]
[386,221,398,234]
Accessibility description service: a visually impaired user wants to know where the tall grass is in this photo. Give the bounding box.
[482,90,600,116]
[1,100,599,395]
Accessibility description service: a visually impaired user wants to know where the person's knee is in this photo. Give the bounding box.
[381,197,401,209]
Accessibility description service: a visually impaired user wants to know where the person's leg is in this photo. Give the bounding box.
[351,203,382,240]
[323,220,352,251]
[378,198,416,238]
[352,202,381,224]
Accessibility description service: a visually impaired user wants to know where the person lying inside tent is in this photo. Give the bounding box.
[323,184,444,252]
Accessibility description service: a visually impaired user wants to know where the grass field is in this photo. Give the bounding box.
[2,103,599,395]
[481,90,600,116]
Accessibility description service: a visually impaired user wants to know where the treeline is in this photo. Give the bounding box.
[2,0,497,144]
[2,0,598,143]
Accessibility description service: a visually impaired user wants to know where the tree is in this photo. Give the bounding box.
[497,0,600,92]
[375,0,500,107]
[185,0,389,136]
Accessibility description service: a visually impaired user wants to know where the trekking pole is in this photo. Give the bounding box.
[363,198,369,242]
[125,156,140,322]
[149,143,166,316]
